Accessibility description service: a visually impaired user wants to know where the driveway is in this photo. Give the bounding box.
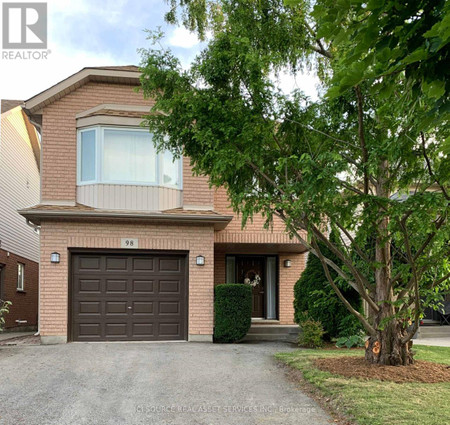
[0,341,331,425]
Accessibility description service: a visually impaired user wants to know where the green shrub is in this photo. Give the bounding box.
[336,333,366,348]
[214,284,252,343]
[0,300,12,332]
[293,230,362,339]
[298,316,325,348]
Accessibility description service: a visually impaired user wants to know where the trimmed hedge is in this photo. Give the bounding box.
[214,284,252,343]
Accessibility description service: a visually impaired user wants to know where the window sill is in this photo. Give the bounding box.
[16,289,26,293]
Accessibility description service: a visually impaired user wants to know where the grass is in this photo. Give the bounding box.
[276,345,450,425]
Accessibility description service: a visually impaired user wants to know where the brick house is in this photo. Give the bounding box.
[19,66,307,344]
[1,100,40,330]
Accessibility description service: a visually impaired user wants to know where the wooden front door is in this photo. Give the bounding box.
[237,257,265,318]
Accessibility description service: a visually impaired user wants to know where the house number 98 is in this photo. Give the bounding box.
[121,238,139,249]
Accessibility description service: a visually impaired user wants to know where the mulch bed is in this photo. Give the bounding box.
[314,356,450,383]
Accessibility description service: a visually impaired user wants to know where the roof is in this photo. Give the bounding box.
[91,65,140,72]
[18,203,233,230]
[24,66,142,114]
[1,99,23,114]
[83,108,146,119]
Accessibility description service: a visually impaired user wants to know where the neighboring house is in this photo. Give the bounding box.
[0,100,40,330]
[19,66,307,344]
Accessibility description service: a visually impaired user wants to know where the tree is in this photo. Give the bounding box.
[294,231,361,339]
[140,0,450,365]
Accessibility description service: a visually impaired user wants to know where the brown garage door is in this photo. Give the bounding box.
[71,253,187,342]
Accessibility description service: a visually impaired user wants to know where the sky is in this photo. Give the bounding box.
[0,0,319,101]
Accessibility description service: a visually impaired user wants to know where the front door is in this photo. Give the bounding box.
[237,257,265,318]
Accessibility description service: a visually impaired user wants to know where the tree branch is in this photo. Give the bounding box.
[311,238,377,336]
[304,21,332,59]
[354,85,369,196]
[398,220,421,343]
[420,131,450,200]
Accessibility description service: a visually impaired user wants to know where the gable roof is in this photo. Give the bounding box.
[24,65,141,114]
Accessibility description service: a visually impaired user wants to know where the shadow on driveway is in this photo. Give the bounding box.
[0,341,331,425]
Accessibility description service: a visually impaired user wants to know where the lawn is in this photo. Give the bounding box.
[276,345,450,425]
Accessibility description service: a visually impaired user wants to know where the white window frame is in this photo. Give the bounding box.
[77,127,98,184]
[17,263,25,291]
[77,126,183,189]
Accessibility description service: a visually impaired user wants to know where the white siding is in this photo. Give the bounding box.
[77,184,182,211]
[0,107,40,262]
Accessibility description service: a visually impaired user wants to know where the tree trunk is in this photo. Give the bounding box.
[365,159,415,366]
[365,320,414,365]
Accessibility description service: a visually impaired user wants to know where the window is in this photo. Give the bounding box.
[77,127,182,188]
[103,129,157,183]
[162,150,181,187]
[17,263,24,291]
[80,129,96,182]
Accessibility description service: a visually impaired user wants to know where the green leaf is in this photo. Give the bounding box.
[402,48,428,65]
[422,80,445,99]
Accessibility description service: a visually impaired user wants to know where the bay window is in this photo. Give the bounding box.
[77,127,182,188]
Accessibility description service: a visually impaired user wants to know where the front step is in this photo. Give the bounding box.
[243,324,300,343]
[418,326,450,338]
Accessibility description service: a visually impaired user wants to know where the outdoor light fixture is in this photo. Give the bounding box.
[50,252,60,264]
[196,255,205,266]
[284,259,292,268]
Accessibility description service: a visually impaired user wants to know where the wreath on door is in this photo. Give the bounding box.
[244,269,261,287]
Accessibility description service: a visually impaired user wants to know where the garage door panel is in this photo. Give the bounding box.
[132,323,155,337]
[78,256,102,271]
[105,323,128,337]
[105,301,128,315]
[105,257,128,271]
[72,253,186,341]
[159,322,181,337]
[78,301,101,315]
[132,280,154,294]
[78,323,101,337]
[159,280,181,294]
[78,279,101,293]
[132,301,154,315]
[158,258,181,272]
[132,257,154,271]
[159,301,180,315]
[105,279,128,293]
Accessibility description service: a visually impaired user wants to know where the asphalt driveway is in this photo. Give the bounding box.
[0,341,331,425]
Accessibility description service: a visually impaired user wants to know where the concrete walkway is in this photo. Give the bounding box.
[0,331,34,342]
[0,341,332,425]
[413,338,450,347]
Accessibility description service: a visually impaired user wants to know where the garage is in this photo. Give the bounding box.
[71,252,187,342]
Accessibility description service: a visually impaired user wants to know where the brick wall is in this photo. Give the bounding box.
[279,253,305,325]
[0,248,38,329]
[213,187,306,245]
[183,157,214,208]
[39,220,214,340]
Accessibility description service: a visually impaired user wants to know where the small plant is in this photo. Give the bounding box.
[298,317,325,348]
[336,333,366,349]
[0,299,12,332]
